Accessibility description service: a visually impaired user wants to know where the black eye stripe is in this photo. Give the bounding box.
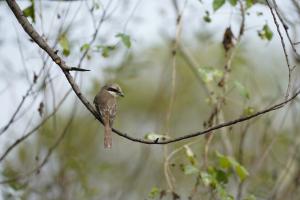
[107,87,119,93]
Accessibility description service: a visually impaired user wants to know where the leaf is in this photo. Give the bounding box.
[23,0,35,23]
[216,151,231,169]
[58,34,70,56]
[234,81,250,99]
[116,33,131,48]
[101,46,115,57]
[256,12,263,16]
[200,172,214,186]
[213,0,226,11]
[203,11,211,23]
[184,145,197,165]
[229,0,238,6]
[235,164,249,181]
[258,24,273,41]
[199,67,223,83]
[216,151,249,181]
[215,169,229,184]
[148,186,160,199]
[217,185,234,200]
[243,106,255,116]
[246,0,254,8]
[80,43,90,52]
[144,132,169,141]
[183,165,199,175]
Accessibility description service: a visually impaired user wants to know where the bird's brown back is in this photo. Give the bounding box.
[94,88,117,126]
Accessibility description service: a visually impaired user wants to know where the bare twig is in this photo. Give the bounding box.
[0,108,74,185]
[0,90,71,163]
[266,0,292,99]
[0,69,43,135]
[271,0,299,56]
[164,0,187,192]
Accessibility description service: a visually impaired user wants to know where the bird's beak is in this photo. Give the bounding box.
[118,91,125,97]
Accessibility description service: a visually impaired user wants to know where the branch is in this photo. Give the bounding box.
[6,0,300,145]
[266,0,293,99]
[0,90,71,163]
[0,111,74,185]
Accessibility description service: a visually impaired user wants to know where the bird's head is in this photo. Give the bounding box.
[104,83,124,97]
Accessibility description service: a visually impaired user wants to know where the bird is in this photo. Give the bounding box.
[94,83,124,148]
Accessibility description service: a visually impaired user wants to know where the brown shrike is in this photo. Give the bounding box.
[94,83,124,148]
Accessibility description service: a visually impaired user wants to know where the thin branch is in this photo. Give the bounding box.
[0,69,43,135]
[271,0,299,56]
[266,0,292,99]
[164,0,187,191]
[0,90,71,163]
[6,0,300,146]
[0,110,74,185]
[76,0,113,69]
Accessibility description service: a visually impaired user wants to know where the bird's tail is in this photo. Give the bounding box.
[104,119,112,148]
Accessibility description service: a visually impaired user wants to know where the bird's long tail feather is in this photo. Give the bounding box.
[104,115,112,148]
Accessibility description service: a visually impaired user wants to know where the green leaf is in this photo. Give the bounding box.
[228,0,238,6]
[217,185,234,200]
[234,81,250,99]
[213,0,226,11]
[235,164,249,181]
[216,151,231,169]
[203,11,211,23]
[58,34,70,56]
[246,0,254,8]
[96,45,116,57]
[199,67,223,83]
[258,24,273,41]
[23,0,35,23]
[116,33,131,48]
[215,169,229,184]
[200,171,215,186]
[148,186,160,199]
[101,45,115,57]
[216,151,249,181]
[256,12,263,16]
[183,165,199,175]
[243,106,255,116]
[80,43,90,52]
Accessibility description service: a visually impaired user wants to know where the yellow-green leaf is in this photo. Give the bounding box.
[23,0,35,23]
[148,186,160,199]
[80,43,90,52]
[258,24,273,41]
[234,81,250,99]
[229,0,238,6]
[183,165,199,175]
[213,0,225,11]
[236,165,249,181]
[116,33,131,48]
[59,34,70,56]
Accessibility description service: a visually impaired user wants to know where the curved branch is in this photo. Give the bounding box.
[6,0,300,145]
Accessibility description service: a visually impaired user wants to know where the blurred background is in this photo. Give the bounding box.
[0,0,300,199]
